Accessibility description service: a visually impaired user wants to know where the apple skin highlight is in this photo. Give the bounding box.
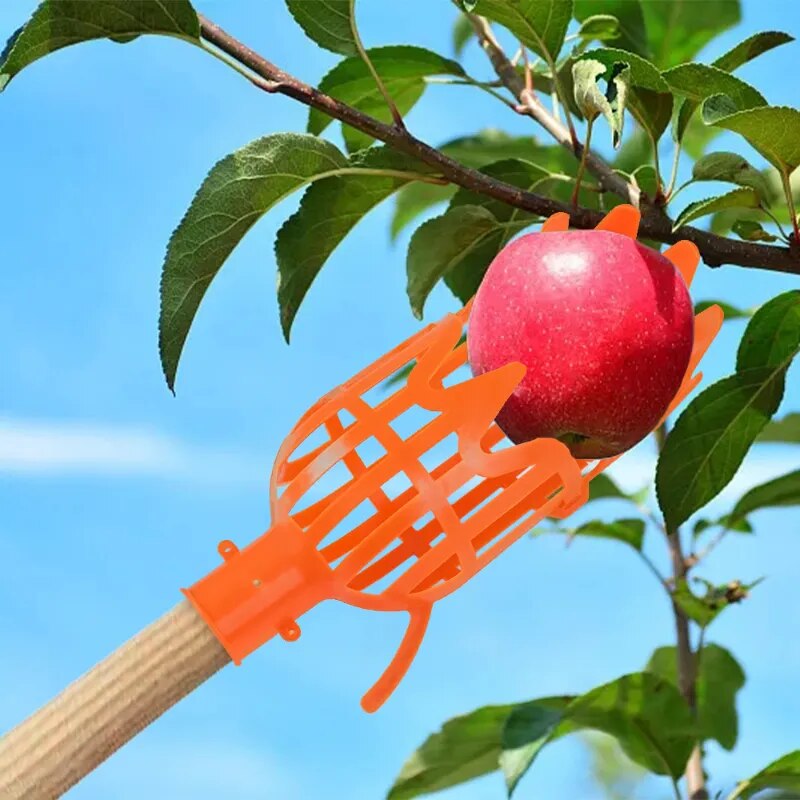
[467,229,695,459]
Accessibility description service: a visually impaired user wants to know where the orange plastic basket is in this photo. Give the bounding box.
[183,206,723,712]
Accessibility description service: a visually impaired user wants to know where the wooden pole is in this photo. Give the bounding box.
[0,601,230,799]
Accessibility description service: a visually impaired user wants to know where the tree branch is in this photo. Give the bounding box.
[467,14,638,205]
[655,421,707,800]
[668,527,708,800]
[197,15,800,277]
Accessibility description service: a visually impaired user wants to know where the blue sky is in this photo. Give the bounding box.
[1,1,799,798]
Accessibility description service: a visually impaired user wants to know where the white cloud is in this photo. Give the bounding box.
[2,415,795,517]
[0,417,265,483]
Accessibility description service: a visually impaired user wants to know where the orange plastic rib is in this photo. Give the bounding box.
[183,206,723,713]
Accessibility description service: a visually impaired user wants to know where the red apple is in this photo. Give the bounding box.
[467,229,694,459]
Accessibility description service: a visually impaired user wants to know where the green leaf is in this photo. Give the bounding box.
[577,14,620,42]
[390,131,562,239]
[544,473,645,523]
[730,751,800,799]
[579,48,673,141]
[673,188,761,230]
[572,59,629,147]
[710,208,774,237]
[761,168,800,222]
[406,205,500,319]
[449,159,555,218]
[655,368,789,530]
[716,514,754,533]
[386,698,570,800]
[613,127,652,172]
[757,412,800,444]
[441,158,555,304]
[456,0,479,10]
[384,361,415,390]
[499,700,571,795]
[522,55,586,120]
[672,579,722,626]
[308,46,465,152]
[662,64,766,111]
[632,164,659,198]
[651,294,800,520]
[504,672,695,786]
[390,673,694,799]
[646,644,745,750]
[691,152,771,200]
[669,30,790,144]
[276,148,438,340]
[433,130,552,167]
[737,291,800,372]
[713,31,794,73]
[728,470,800,523]
[692,518,714,538]
[574,0,648,56]
[382,332,467,391]
[588,473,636,502]
[694,300,752,320]
[673,100,699,146]
[642,0,740,69]
[580,47,668,94]
[564,518,645,550]
[453,13,474,55]
[702,101,800,175]
[733,220,779,242]
[583,732,649,799]
[159,133,352,391]
[693,516,753,538]
[679,109,723,157]
[467,0,573,61]
[673,578,760,627]
[391,183,457,241]
[0,0,199,90]
[284,0,356,56]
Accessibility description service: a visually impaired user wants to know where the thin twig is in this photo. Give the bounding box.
[348,0,405,128]
[521,45,533,93]
[668,179,694,206]
[691,524,731,566]
[636,549,671,591]
[780,168,800,241]
[200,40,282,93]
[649,132,664,197]
[666,143,682,199]
[760,205,792,242]
[572,117,594,208]
[195,14,800,276]
[467,14,637,204]
[424,76,517,110]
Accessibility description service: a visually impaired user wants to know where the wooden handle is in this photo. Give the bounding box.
[0,601,230,799]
